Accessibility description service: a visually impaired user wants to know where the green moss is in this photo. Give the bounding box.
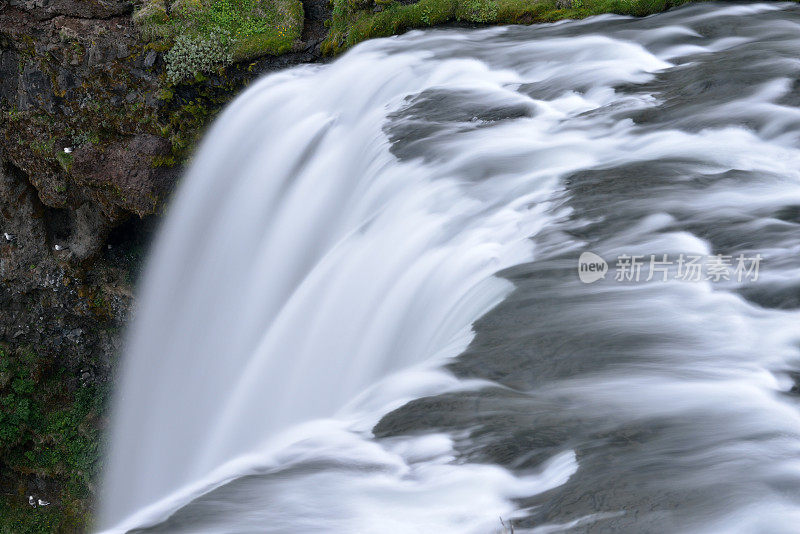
[55,151,73,173]
[151,154,178,167]
[461,0,499,22]
[157,87,175,101]
[133,0,171,40]
[160,78,246,162]
[0,347,109,534]
[323,0,691,54]
[135,0,304,82]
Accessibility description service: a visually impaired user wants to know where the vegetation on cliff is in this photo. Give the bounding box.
[134,0,305,81]
[324,0,692,53]
[129,0,696,79]
[0,346,109,533]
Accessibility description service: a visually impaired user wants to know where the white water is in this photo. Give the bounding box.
[101,4,800,532]
[101,31,569,530]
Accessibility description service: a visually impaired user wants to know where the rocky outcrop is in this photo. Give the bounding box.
[0,2,170,259]
[71,134,174,218]
[0,157,135,404]
[6,0,134,19]
[0,0,327,260]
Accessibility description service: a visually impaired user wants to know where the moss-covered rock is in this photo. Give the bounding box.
[323,0,693,54]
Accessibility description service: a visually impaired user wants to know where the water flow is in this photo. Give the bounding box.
[101,35,562,528]
[103,3,800,532]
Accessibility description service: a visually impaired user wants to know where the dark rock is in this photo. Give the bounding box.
[9,0,134,20]
[0,163,54,290]
[19,64,54,112]
[65,202,111,259]
[0,49,19,107]
[116,42,130,59]
[72,134,177,219]
[301,0,331,22]
[143,49,157,67]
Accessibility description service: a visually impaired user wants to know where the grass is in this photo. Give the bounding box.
[323,0,693,54]
[134,0,304,82]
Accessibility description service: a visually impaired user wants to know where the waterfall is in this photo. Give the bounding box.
[102,3,800,532]
[100,33,568,529]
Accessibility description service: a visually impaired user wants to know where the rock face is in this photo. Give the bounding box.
[0,1,167,260]
[7,0,133,19]
[71,134,175,219]
[0,0,326,528]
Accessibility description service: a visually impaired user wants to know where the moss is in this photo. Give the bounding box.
[55,152,73,173]
[159,75,246,163]
[133,0,171,40]
[323,0,692,54]
[134,0,304,82]
[0,500,69,534]
[0,346,109,534]
[88,290,113,321]
[461,0,499,22]
[157,87,175,101]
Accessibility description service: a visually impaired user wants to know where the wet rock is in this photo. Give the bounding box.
[0,49,19,107]
[66,328,83,343]
[64,202,111,260]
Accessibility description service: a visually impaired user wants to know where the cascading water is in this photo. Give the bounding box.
[102,3,800,532]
